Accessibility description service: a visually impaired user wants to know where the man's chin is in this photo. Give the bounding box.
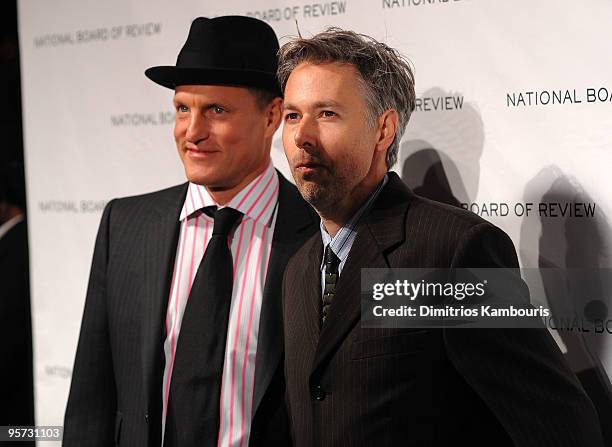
[296,182,332,210]
[185,171,218,187]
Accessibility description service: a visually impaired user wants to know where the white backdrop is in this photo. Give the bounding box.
[18,0,612,435]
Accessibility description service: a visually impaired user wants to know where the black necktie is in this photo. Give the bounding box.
[322,245,340,322]
[164,206,243,447]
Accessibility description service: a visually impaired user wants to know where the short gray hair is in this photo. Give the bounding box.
[277,27,416,168]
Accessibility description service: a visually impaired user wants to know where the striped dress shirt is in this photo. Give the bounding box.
[320,174,388,296]
[162,162,279,447]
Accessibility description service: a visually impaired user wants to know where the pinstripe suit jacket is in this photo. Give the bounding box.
[283,172,603,447]
[64,172,317,447]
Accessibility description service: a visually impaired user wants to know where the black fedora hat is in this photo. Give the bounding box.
[145,16,281,95]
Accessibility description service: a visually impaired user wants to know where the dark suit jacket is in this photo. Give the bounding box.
[64,173,317,447]
[283,173,603,447]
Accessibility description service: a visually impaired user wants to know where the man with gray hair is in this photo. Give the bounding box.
[278,28,603,446]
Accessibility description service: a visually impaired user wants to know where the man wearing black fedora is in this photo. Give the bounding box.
[64,16,316,447]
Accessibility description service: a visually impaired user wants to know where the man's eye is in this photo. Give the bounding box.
[213,105,225,114]
[285,113,299,121]
[321,110,335,118]
[177,105,189,113]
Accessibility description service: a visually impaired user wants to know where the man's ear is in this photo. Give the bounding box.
[375,109,398,154]
[264,97,283,137]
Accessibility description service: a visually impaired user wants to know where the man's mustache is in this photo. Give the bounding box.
[292,155,330,170]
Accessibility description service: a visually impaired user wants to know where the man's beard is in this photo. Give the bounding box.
[296,179,332,210]
[294,168,351,216]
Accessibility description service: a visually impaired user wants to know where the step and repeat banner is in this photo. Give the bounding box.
[18,0,612,433]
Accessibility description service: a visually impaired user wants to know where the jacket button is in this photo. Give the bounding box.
[311,385,326,401]
[145,413,149,423]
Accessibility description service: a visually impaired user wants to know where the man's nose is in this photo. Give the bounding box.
[293,116,317,151]
[185,111,209,142]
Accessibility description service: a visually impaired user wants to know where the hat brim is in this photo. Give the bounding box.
[145,66,281,96]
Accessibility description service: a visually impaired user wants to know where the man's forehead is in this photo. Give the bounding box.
[283,63,363,108]
[174,84,252,95]
[173,84,253,101]
[286,62,361,91]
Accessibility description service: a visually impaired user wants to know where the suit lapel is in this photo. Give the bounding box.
[141,184,187,425]
[297,235,324,340]
[251,173,318,415]
[311,173,414,375]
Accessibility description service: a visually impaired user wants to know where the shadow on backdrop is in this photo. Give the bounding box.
[401,145,464,207]
[520,166,612,445]
[399,87,483,206]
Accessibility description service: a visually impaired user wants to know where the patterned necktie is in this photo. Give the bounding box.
[164,206,242,447]
[322,245,340,322]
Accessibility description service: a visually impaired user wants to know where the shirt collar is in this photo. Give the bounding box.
[179,161,279,226]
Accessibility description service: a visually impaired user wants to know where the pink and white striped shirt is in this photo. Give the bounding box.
[162,162,279,447]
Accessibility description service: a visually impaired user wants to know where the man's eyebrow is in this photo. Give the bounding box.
[172,97,226,109]
[315,100,343,109]
[283,100,344,110]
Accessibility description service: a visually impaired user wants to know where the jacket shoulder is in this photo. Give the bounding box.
[376,172,490,233]
[402,194,517,268]
[376,174,516,267]
[408,192,488,227]
[102,183,187,226]
[110,183,187,212]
